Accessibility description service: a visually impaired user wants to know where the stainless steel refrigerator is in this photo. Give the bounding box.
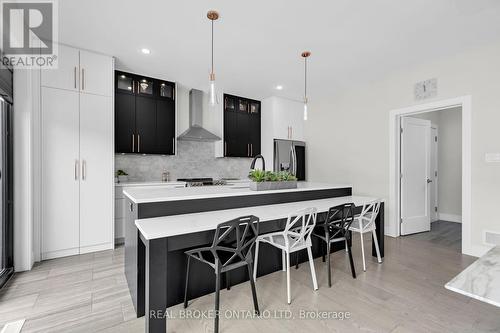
[273,139,306,181]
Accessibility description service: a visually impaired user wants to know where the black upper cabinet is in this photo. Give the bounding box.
[223,94,261,158]
[115,71,176,155]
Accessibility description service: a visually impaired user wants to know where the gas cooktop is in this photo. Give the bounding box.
[177,178,227,187]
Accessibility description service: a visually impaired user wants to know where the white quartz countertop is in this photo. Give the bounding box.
[115,181,186,187]
[445,246,500,307]
[136,195,378,240]
[123,182,352,204]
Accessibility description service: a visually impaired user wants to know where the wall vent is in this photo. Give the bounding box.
[484,230,500,246]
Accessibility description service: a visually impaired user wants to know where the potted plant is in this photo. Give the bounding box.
[248,170,297,191]
[116,170,129,183]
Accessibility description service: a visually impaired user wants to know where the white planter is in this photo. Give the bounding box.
[249,181,297,191]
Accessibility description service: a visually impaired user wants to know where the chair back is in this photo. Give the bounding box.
[284,207,318,250]
[211,215,260,268]
[324,203,355,239]
[359,200,381,230]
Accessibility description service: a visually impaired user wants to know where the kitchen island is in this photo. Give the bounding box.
[123,183,384,333]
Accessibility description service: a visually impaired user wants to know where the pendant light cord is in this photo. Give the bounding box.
[304,57,307,100]
[211,20,214,75]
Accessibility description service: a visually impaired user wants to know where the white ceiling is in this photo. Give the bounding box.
[59,0,500,101]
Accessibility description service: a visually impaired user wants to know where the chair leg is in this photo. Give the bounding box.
[246,262,260,315]
[306,246,318,290]
[322,240,326,262]
[372,229,382,263]
[183,256,191,309]
[327,241,332,287]
[253,241,260,281]
[226,271,231,290]
[282,249,286,271]
[360,231,366,272]
[344,239,349,253]
[347,241,357,279]
[214,268,221,333]
[286,251,291,304]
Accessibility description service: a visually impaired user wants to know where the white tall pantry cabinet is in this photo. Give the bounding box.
[40,44,114,260]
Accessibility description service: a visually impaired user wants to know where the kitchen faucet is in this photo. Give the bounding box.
[250,154,266,171]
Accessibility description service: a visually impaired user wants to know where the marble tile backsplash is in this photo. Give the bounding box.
[115,140,252,181]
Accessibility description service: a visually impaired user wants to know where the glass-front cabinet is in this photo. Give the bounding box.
[114,71,176,155]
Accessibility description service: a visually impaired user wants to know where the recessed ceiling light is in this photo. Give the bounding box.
[276,85,283,90]
[141,48,151,55]
[120,75,126,79]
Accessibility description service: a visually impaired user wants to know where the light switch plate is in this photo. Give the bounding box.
[485,153,500,163]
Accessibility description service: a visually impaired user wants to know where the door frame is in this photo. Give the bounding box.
[430,125,438,222]
[388,96,475,256]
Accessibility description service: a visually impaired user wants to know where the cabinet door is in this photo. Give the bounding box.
[79,50,113,97]
[156,99,175,154]
[224,110,239,157]
[248,113,261,157]
[41,44,79,91]
[79,93,114,252]
[115,92,135,153]
[41,87,80,259]
[135,96,156,154]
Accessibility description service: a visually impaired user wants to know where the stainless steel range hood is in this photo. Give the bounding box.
[177,89,221,142]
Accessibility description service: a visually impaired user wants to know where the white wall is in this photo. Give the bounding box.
[306,42,500,256]
[13,69,34,271]
[413,107,462,221]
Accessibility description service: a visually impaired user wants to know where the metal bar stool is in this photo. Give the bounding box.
[183,215,260,333]
[313,203,357,287]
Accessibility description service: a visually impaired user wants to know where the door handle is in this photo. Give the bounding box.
[74,67,77,89]
[132,134,135,153]
[81,68,85,90]
[427,178,432,184]
[74,160,79,180]
[82,160,86,181]
[137,134,140,153]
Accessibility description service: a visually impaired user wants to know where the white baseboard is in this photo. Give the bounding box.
[41,248,79,260]
[438,213,462,223]
[79,242,114,255]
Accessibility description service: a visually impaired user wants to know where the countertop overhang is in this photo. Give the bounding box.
[123,182,352,204]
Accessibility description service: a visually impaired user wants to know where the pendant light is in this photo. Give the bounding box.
[207,10,219,106]
[301,51,311,120]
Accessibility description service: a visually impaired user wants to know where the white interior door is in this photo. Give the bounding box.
[400,117,431,235]
[79,93,114,252]
[430,126,438,222]
[41,87,80,259]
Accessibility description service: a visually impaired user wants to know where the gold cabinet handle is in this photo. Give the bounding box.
[251,144,253,156]
[74,160,79,180]
[132,134,135,153]
[81,68,85,90]
[137,134,140,153]
[82,160,86,181]
[74,67,77,89]
[224,142,227,156]
[172,137,175,154]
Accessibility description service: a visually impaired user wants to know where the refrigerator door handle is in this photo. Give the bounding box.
[292,145,297,175]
